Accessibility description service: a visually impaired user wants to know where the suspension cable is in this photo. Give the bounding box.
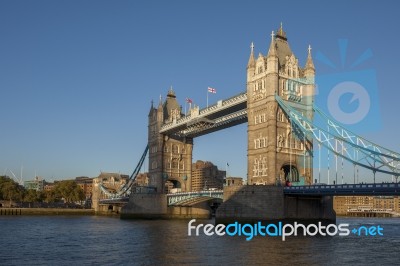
[335,139,338,185]
[327,125,330,185]
[318,143,321,183]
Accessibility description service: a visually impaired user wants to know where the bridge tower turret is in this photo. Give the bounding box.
[148,88,193,193]
[147,97,164,192]
[304,45,316,110]
[247,42,255,81]
[247,24,314,186]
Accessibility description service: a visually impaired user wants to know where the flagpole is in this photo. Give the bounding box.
[206,90,209,108]
[185,100,187,116]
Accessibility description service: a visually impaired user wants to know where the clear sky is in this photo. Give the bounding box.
[1,0,400,183]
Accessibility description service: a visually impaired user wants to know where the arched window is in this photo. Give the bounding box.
[253,158,259,177]
[172,159,178,169]
[261,157,268,176]
[172,144,179,154]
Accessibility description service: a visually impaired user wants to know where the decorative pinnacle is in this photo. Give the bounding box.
[168,86,175,97]
[279,22,283,35]
[306,44,315,70]
[276,23,287,39]
[267,31,277,57]
[247,41,256,68]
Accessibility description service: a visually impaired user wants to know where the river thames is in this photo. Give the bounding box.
[0,216,399,265]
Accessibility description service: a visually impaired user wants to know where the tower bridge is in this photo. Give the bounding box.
[94,24,400,223]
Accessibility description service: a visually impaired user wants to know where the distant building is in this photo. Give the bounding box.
[94,172,129,194]
[75,176,94,199]
[333,196,400,216]
[225,177,244,187]
[191,160,225,191]
[133,173,149,187]
[44,183,55,191]
[23,176,45,191]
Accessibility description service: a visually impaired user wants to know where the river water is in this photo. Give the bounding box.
[0,216,399,265]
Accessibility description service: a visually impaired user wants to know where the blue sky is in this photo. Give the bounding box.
[1,0,399,183]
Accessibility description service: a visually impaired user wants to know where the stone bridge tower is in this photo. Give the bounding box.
[148,88,193,193]
[246,25,315,186]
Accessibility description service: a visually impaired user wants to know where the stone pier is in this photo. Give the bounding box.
[216,185,336,224]
[120,192,212,219]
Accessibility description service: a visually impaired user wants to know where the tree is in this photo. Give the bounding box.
[24,189,38,203]
[0,176,24,204]
[54,180,85,203]
[43,190,58,203]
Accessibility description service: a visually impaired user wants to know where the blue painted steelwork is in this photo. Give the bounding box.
[100,145,149,199]
[284,182,400,196]
[275,95,400,177]
[167,190,223,206]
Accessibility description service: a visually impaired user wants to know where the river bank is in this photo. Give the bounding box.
[0,208,95,216]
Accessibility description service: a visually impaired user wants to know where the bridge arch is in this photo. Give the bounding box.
[168,179,181,188]
[281,163,299,183]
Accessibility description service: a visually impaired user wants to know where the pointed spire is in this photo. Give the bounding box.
[276,22,287,40]
[158,94,163,108]
[305,44,315,70]
[148,99,155,116]
[247,42,255,69]
[267,31,277,57]
[167,86,176,98]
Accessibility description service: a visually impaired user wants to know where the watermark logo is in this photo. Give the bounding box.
[188,219,384,241]
[327,81,370,125]
[315,39,381,132]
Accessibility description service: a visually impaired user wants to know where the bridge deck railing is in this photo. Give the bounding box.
[284,182,400,196]
[160,92,247,132]
[284,183,399,190]
[167,190,224,206]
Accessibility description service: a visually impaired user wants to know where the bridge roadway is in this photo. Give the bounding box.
[167,190,223,206]
[283,182,400,196]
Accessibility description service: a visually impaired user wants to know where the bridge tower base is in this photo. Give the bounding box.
[121,193,212,219]
[120,193,167,219]
[216,186,336,224]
